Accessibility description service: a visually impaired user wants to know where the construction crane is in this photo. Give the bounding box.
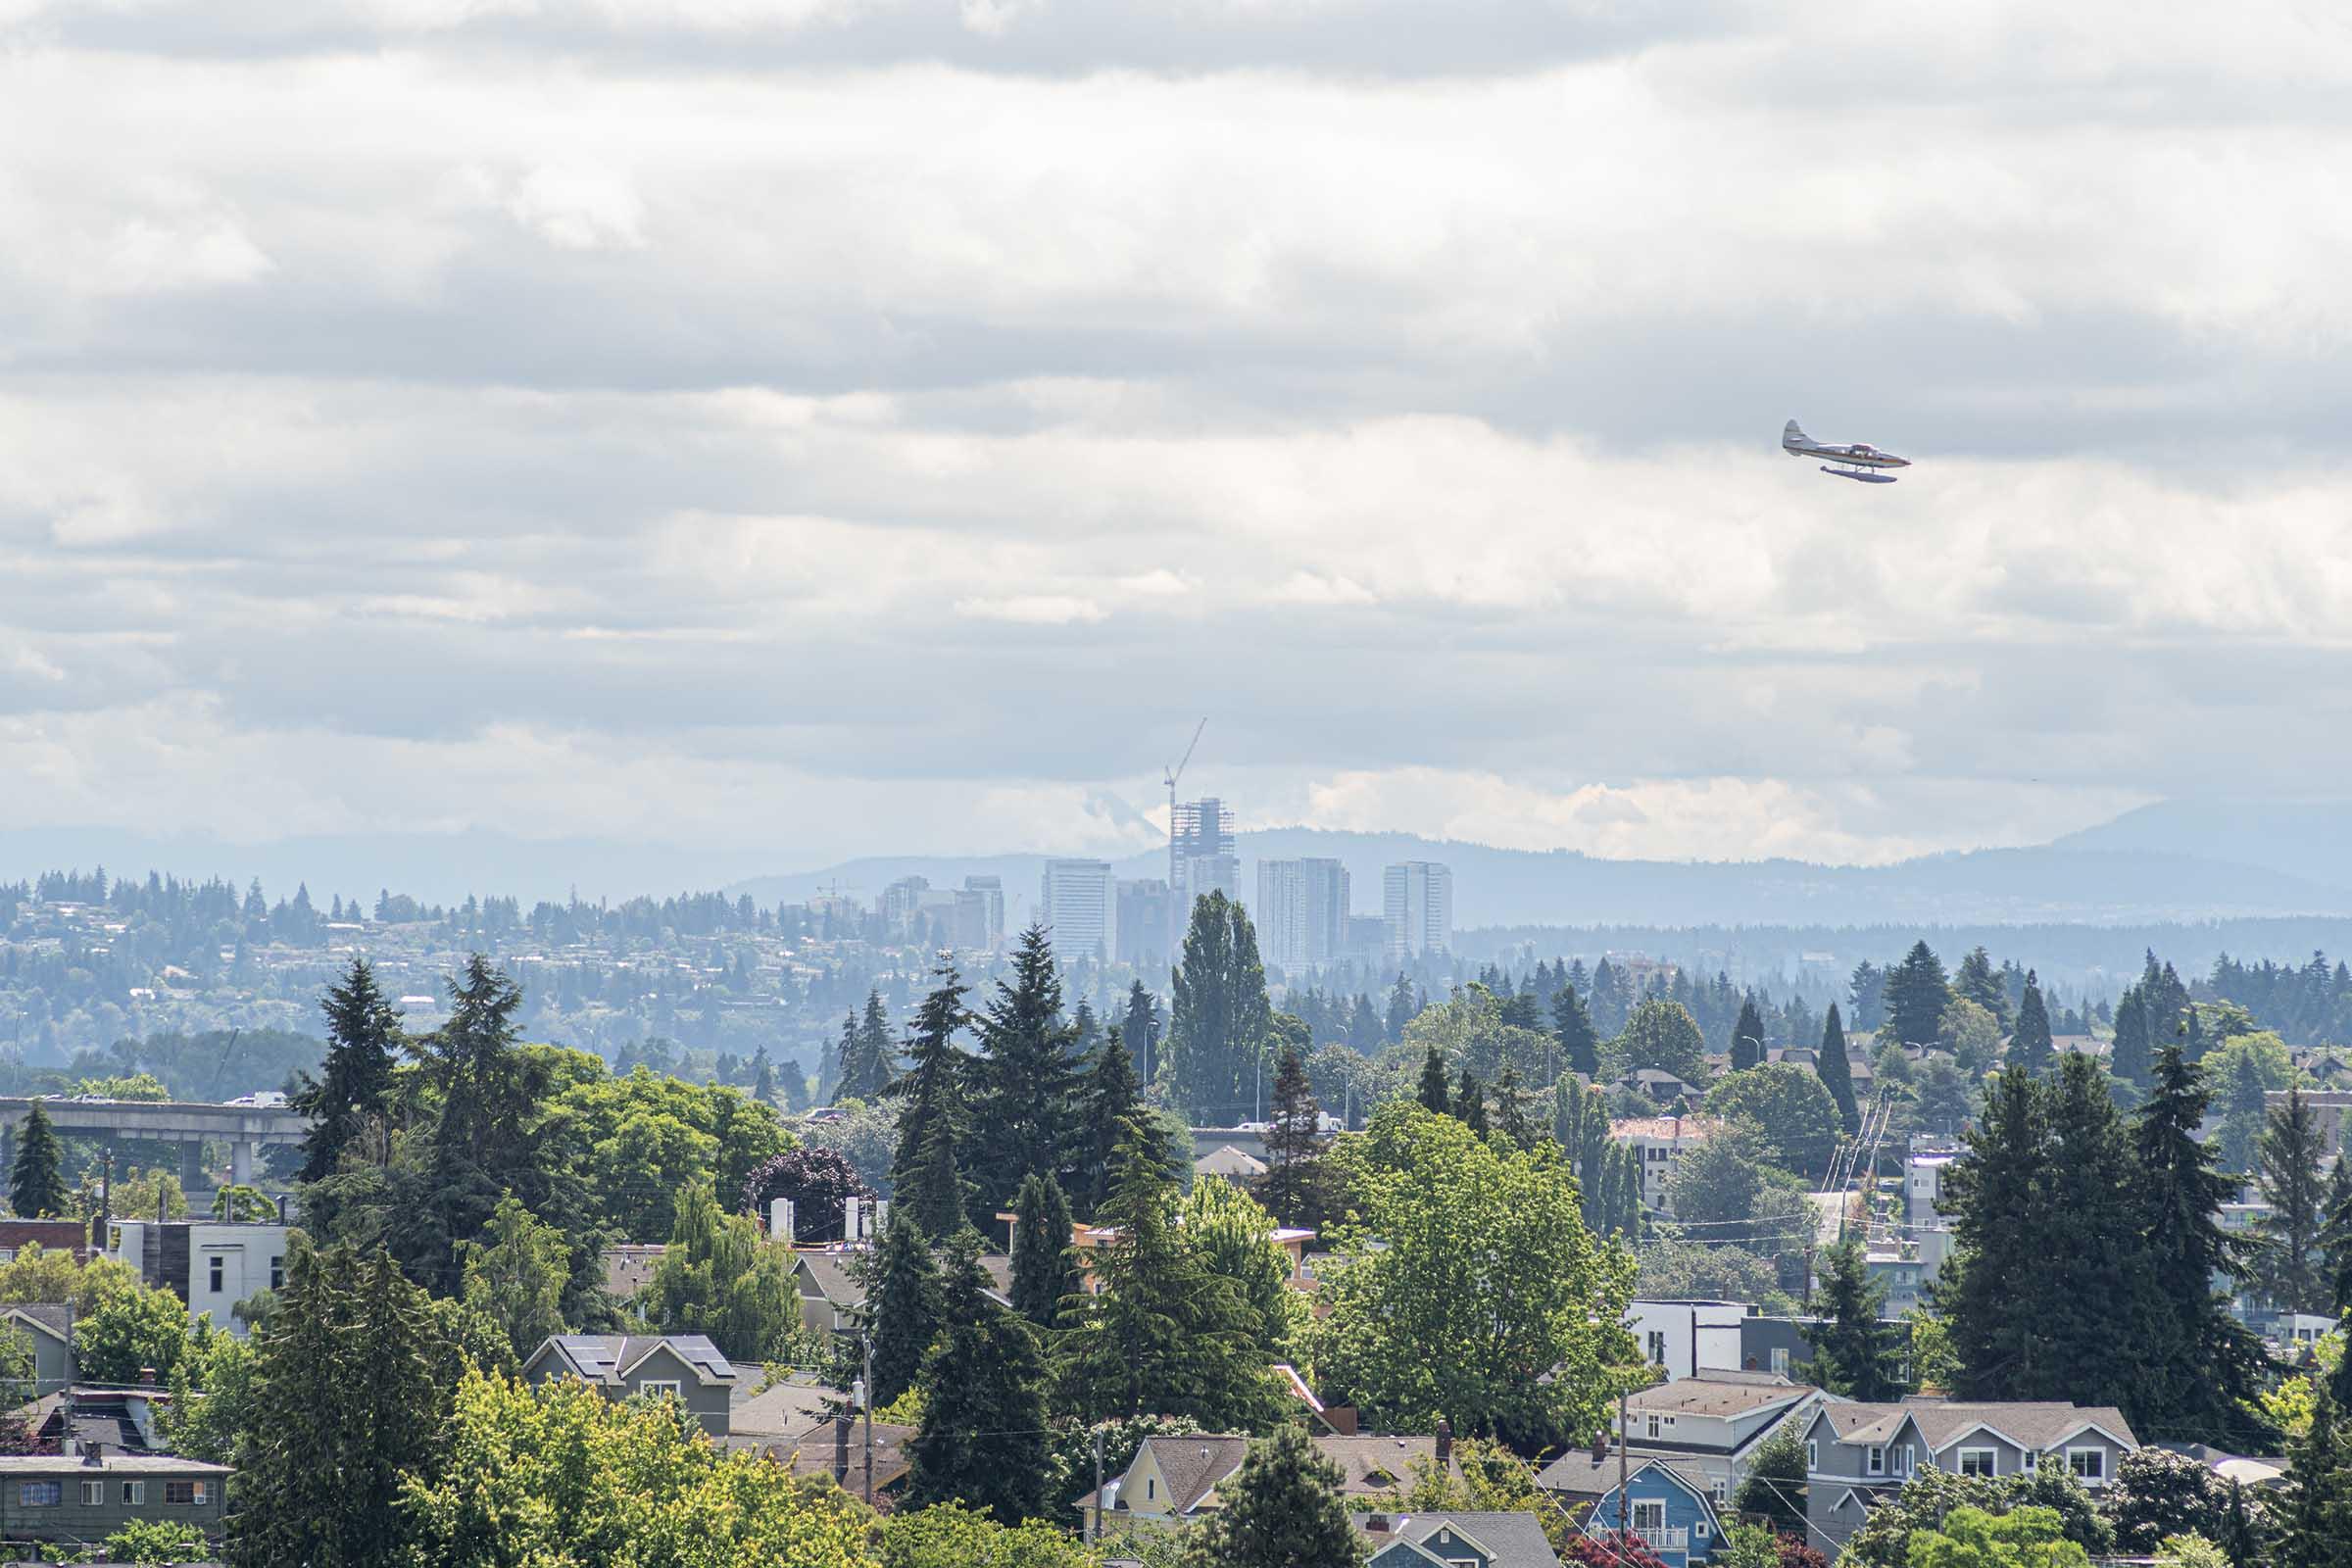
[1162,717,1207,824]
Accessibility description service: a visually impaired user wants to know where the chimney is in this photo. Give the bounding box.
[1365,1513,1391,1534]
[275,1195,290,1223]
[139,1367,156,1391]
[79,1439,102,1467]
[833,1413,852,1484]
[1435,1418,1453,1467]
[1591,1431,1609,1463]
[769,1199,795,1242]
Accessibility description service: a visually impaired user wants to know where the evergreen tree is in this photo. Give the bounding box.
[2216,1045,2272,1176]
[971,926,1083,1208]
[1939,1063,2055,1400]
[1811,1240,1898,1399]
[293,956,402,1181]
[1817,1004,1860,1133]
[1417,1044,1451,1113]
[1256,1046,1333,1229]
[1553,984,1600,1080]
[2132,1045,2277,1451]
[751,1047,775,1107]
[1953,946,2010,1028]
[1164,894,1274,1124]
[866,1211,944,1407]
[1454,1069,1489,1137]
[2035,1053,2166,1415]
[1123,981,1161,1084]
[1493,1064,1537,1150]
[1848,959,1888,1033]
[890,961,973,1232]
[1730,996,1767,1072]
[1175,1424,1367,1568]
[1009,1173,1075,1329]
[2277,1385,2351,1568]
[832,1011,858,1101]
[906,1242,1052,1523]
[1054,1124,1272,1429]
[1733,1427,1808,1535]
[1073,1028,1145,1217]
[2253,1087,2332,1315]
[1386,973,1418,1043]
[2009,970,2056,1076]
[2322,1153,2352,1320]
[1884,941,1951,1048]
[7,1102,67,1219]
[853,989,895,1096]
[2110,986,2154,1092]
[226,1244,453,1568]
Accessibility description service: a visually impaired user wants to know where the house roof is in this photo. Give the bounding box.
[777,1419,915,1495]
[1627,1377,1813,1418]
[1609,1115,1723,1142]
[730,1376,842,1438]
[795,1253,866,1307]
[1811,1399,2137,1453]
[602,1244,664,1299]
[1533,1450,1715,1504]
[533,1335,737,1387]
[1196,1146,1268,1178]
[1131,1436,1252,1513]
[1317,1435,1464,1494]
[0,1454,229,1474]
[2,1303,71,1346]
[1352,1511,1564,1568]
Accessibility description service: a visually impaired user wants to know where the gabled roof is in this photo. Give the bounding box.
[1352,1510,1563,1568]
[528,1335,737,1388]
[729,1377,841,1439]
[1534,1450,1713,1504]
[1807,1399,2138,1454]
[1,1304,71,1346]
[794,1253,866,1306]
[1132,1435,1251,1513]
[1627,1376,1815,1419]
[1316,1435,1463,1493]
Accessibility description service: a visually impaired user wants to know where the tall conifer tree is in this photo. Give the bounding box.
[1008,1172,1075,1329]
[866,1212,944,1407]
[1122,981,1160,1084]
[1164,894,1274,1124]
[1417,1044,1450,1113]
[2110,986,2154,1092]
[1817,1004,1859,1133]
[1256,1046,1332,1229]
[1552,984,1600,1080]
[890,962,973,1231]
[7,1102,67,1220]
[971,926,1082,1208]
[907,1240,1053,1523]
[2254,1087,2332,1315]
[2008,970,2056,1076]
[1174,1423,1367,1568]
[294,956,402,1180]
[1884,941,1951,1048]
[2132,1045,2277,1449]
[1074,1027,1145,1217]
[1730,996,1767,1072]
[1811,1240,1898,1400]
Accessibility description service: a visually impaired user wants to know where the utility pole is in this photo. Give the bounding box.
[1617,1384,1630,1545]
[1090,1425,1104,1544]
[859,1335,875,1507]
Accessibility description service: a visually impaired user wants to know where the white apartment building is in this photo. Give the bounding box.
[1382,861,1452,960]
[1254,858,1350,971]
[1039,859,1115,962]
[1610,1114,1725,1213]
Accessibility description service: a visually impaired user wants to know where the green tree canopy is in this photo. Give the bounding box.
[640,1176,807,1364]
[1615,999,1709,1086]
[458,1194,571,1365]
[1905,1505,2091,1568]
[1313,1102,1635,1445]
[293,956,403,1180]
[8,1102,68,1219]
[1702,1065,1841,1180]
[1811,1239,1900,1400]
[971,927,1082,1211]
[1817,1004,1859,1133]
[1174,1423,1367,1568]
[1164,892,1274,1124]
[1885,941,1952,1050]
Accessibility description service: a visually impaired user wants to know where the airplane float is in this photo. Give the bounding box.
[1783,419,1910,483]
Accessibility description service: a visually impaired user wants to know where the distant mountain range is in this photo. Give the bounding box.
[728,823,2352,931]
[7,803,2349,931]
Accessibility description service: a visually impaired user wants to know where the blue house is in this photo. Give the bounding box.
[1583,1459,1725,1567]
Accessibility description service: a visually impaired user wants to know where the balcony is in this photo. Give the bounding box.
[1634,1528,1690,1553]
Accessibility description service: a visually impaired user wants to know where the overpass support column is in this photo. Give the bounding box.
[180,1141,204,1192]
[230,1140,256,1188]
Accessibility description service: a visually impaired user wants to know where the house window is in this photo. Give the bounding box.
[1806,1441,1818,1471]
[0,1249,15,1263]
[1901,1446,1916,1475]
[638,1380,683,1399]
[21,1482,59,1506]
[270,1255,284,1291]
[2067,1448,2106,1483]
[2022,1451,2038,1473]
[1956,1448,1996,1478]
[1770,1348,1789,1374]
[1696,1520,1712,1541]
[1632,1501,1667,1532]
[79,1480,103,1506]
[1146,1478,1156,1501]
[208,1255,224,1293]
[1648,1331,1668,1364]
[122,1481,145,1505]
[1866,1446,1885,1476]
[1713,1480,1728,1503]
[164,1480,213,1505]
[1647,1415,1663,1439]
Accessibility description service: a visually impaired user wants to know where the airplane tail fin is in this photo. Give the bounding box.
[1784,418,1810,446]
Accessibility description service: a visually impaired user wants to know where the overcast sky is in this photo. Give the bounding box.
[3,0,2347,874]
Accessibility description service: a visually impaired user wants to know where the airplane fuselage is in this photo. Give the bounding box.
[1783,437,1910,468]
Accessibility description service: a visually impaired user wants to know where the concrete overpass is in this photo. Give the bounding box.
[0,1099,309,1189]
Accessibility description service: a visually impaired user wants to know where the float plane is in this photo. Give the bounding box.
[1783,419,1910,483]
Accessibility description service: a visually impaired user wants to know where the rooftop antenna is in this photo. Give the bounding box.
[1163,717,1207,826]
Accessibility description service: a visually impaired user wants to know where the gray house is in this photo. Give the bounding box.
[2,1305,74,1397]
[1799,1398,2137,1555]
[1355,1509,1563,1568]
[522,1335,739,1437]
[0,1451,230,1545]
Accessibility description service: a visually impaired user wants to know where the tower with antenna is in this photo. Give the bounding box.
[1163,718,1237,917]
